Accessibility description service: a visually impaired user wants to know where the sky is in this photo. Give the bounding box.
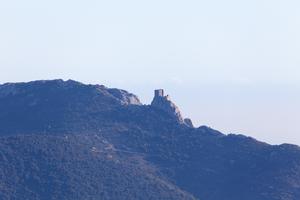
[0,0,300,145]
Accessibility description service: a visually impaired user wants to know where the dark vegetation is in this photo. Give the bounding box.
[0,134,194,200]
[0,79,300,200]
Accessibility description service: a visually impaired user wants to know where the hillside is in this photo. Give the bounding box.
[0,79,300,200]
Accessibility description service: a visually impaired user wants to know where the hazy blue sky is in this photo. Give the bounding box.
[0,0,300,145]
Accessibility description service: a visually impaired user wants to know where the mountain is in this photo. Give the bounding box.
[0,79,300,200]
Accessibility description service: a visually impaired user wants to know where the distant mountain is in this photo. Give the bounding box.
[0,79,300,200]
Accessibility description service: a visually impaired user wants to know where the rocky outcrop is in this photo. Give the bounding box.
[151,89,194,127]
[184,118,194,128]
[151,89,184,123]
[107,88,141,105]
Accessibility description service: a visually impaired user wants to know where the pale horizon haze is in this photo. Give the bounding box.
[0,0,300,145]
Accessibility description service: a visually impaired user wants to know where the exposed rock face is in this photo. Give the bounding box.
[184,118,194,128]
[0,83,19,97]
[107,88,141,105]
[151,89,184,123]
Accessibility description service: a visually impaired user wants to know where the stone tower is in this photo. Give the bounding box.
[154,89,164,97]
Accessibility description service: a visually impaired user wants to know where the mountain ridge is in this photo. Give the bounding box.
[0,79,300,200]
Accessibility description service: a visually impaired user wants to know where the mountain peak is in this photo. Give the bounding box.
[0,79,141,106]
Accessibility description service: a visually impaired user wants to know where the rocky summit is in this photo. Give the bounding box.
[151,89,193,127]
[0,79,300,200]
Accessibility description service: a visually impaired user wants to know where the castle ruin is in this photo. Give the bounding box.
[155,89,164,97]
[151,89,194,128]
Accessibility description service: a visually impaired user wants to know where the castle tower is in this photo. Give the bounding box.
[151,89,193,127]
[154,89,164,97]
